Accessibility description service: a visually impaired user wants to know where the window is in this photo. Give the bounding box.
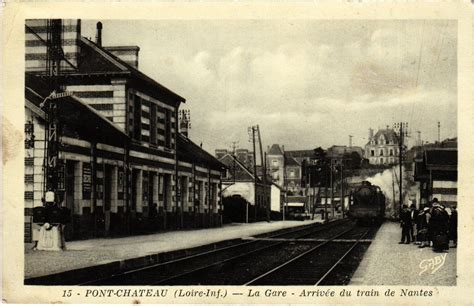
[150,104,157,145]
[133,96,142,140]
[272,159,278,167]
[164,109,172,148]
[389,149,393,156]
[380,158,384,164]
[371,150,375,157]
[380,150,384,156]
[289,170,295,178]
[386,140,389,145]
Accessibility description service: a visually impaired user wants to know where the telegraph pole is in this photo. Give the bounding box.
[340,160,344,218]
[330,159,335,218]
[308,170,312,218]
[256,125,270,222]
[394,122,408,216]
[398,123,403,216]
[437,121,441,143]
[249,126,258,222]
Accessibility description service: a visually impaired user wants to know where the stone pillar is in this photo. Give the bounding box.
[136,169,143,213]
[111,165,118,213]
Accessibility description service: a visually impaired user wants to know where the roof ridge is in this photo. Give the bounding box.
[268,144,284,155]
[81,37,186,102]
[80,37,128,71]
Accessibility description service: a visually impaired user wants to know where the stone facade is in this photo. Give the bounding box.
[365,127,399,165]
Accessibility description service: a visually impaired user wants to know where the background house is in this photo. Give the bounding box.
[365,127,399,165]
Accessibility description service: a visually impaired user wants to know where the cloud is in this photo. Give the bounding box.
[98,20,457,152]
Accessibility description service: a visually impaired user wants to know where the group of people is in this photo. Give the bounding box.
[399,198,457,252]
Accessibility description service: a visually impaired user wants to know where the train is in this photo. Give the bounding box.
[348,181,386,223]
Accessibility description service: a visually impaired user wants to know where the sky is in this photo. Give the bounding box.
[83,20,457,154]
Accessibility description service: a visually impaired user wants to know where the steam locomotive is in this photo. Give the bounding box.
[348,181,386,223]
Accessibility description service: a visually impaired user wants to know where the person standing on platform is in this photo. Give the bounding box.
[449,206,458,248]
[59,199,71,250]
[430,198,450,252]
[418,206,431,248]
[409,204,418,243]
[399,205,412,244]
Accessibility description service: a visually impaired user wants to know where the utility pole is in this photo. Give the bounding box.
[330,159,334,218]
[394,122,408,217]
[324,184,328,222]
[437,121,441,143]
[308,170,312,218]
[249,126,258,222]
[349,135,353,148]
[256,125,270,222]
[391,168,396,214]
[340,160,344,218]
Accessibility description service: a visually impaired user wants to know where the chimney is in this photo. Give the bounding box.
[104,46,140,69]
[96,22,103,46]
[282,145,285,153]
[369,128,374,140]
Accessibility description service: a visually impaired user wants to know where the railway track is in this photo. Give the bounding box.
[246,225,377,285]
[81,219,351,285]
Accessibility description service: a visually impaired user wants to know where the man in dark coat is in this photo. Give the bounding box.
[399,205,412,244]
[409,204,418,243]
[429,198,450,251]
[449,206,457,247]
[417,206,431,248]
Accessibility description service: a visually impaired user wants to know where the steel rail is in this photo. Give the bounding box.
[79,219,349,285]
[314,228,371,286]
[150,220,352,285]
[243,226,357,285]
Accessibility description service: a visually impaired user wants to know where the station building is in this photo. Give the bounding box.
[24,19,225,242]
[414,147,457,208]
[218,153,271,222]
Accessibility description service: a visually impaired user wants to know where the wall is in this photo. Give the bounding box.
[270,185,282,212]
[26,19,82,72]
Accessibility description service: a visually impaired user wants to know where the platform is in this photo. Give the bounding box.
[350,221,457,286]
[25,218,322,279]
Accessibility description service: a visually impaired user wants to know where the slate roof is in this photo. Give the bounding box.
[284,150,315,158]
[219,154,262,182]
[327,145,364,158]
[27,36,186,104]
[268,144,284,155]
[425,149,457,167]
[414,148,457,181]
[177,134,226,170]
[25,74,128,147]
[284,155,300,167]
[371,128,398,143]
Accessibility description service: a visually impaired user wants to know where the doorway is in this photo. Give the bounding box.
[64,161,76,240]
[103,164,113,235]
